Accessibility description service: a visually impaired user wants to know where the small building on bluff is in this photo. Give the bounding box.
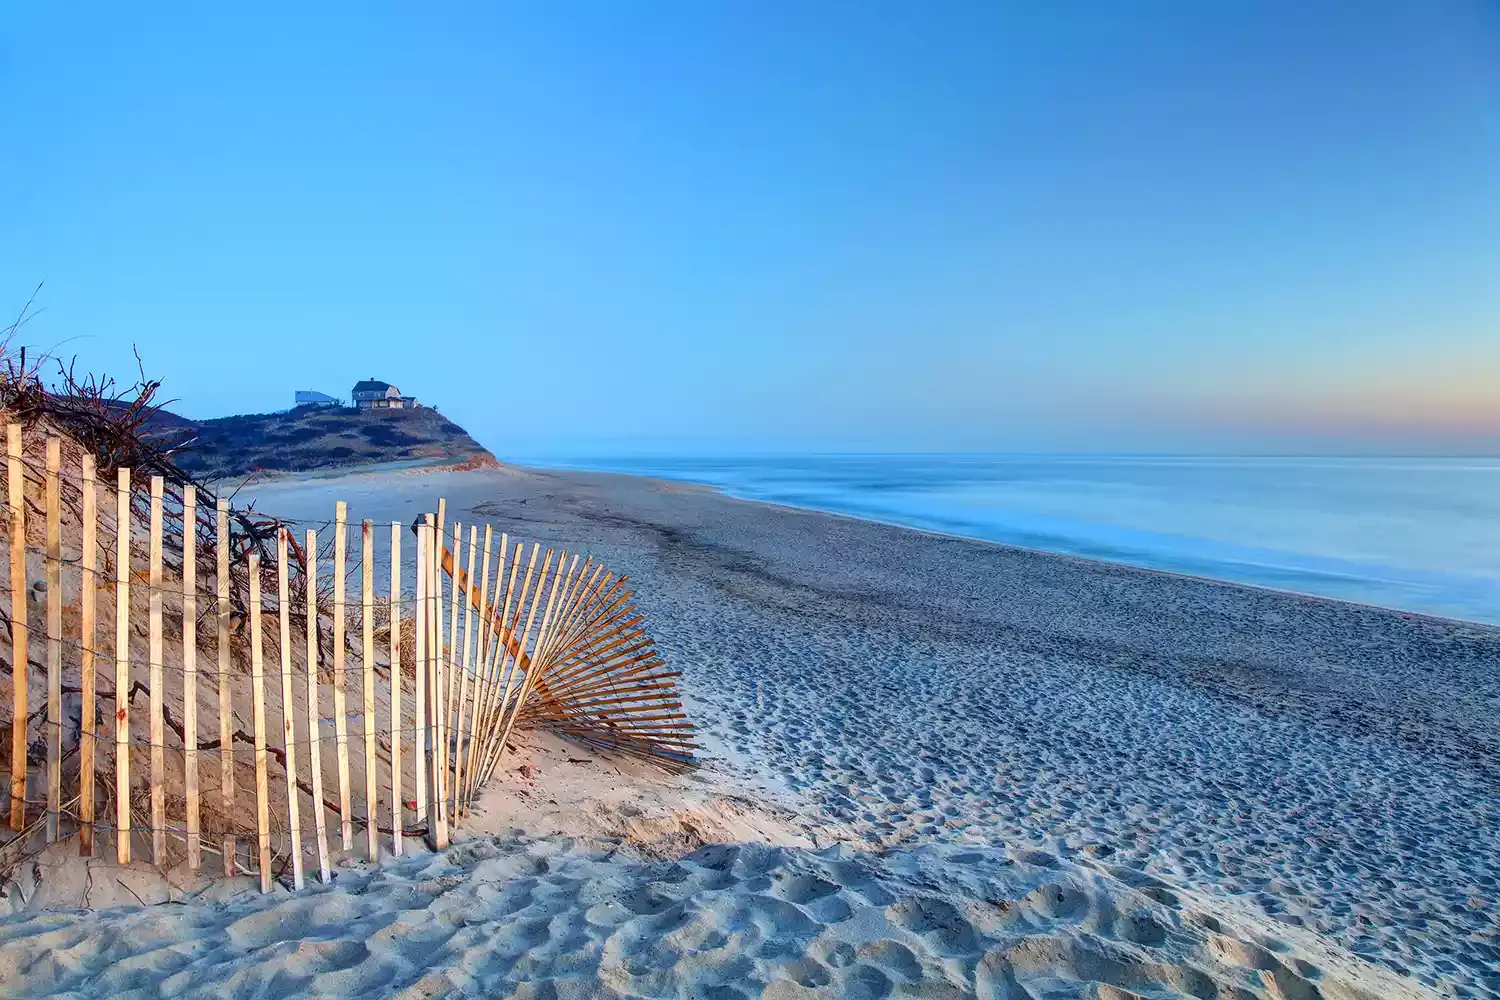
[294,389,342,408]
[352,378,419,410]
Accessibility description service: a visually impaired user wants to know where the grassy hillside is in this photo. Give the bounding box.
[156,404,497,481]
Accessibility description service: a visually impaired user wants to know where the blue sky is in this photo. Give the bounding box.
[3,2,1497,455]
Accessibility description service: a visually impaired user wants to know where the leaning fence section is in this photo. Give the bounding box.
[0,426,693,892]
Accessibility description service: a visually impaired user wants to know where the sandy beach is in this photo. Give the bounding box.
[0,462,1495,999]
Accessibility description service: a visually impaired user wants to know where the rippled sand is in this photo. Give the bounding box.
[0,834,1436,999]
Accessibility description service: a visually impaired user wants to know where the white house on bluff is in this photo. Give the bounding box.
[352,378,419,410]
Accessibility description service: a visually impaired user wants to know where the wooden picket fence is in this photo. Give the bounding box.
[0,426,693,892]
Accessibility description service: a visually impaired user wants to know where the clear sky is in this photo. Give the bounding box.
[3,2,1497,456]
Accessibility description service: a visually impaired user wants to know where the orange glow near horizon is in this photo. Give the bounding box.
[1123,359,1500,443]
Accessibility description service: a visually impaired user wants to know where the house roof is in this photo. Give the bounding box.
[352,379,394,394]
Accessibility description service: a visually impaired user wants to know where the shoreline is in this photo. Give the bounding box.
[524,461,1500,636]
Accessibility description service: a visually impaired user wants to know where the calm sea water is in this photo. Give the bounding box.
[535,454,1500,626]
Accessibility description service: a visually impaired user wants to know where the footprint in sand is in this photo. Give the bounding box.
[775,872,839,904]
[1020,882,1090,922]
[885,897,980,955]
[855,939,925,982]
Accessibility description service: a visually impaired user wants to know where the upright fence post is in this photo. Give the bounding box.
[8,423,27,831]
[148,476,166,864]
[435,521,450,851]
[430,517,449,849]
[304,528,330,883]
[361,519,377,861]
[444,522,461,810]
[249,552,271,893]
[418,518,431,845]
[79,454,97,856]
[421,516,443,850]
[114,467,132,864]
[183,485,199,870]
[216,497,234,875]
[332,501,352,850]
[44,438,61,842]
[388,521,403,855]
[414,518,426,822]
[449,525,467,818]
[428,517,441,832]
[277,528,304,890]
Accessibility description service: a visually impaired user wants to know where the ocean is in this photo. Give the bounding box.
[533,454,1500,626]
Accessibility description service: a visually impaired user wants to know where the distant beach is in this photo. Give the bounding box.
[532,454,1500,626]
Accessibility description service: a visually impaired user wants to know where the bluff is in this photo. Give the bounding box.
[150,404,497,481]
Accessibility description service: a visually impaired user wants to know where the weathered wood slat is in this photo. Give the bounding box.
[304,528,331,882]
[332,501,352,850]
[451,525,476,817]
[277,528,304,890]
[216,497,234,875]
[114,469,132,863]
[8,424,27,831]
[148,476,166,864]
[414,515,427,822]
[420,516,442,848]
[423,517,436,842]
[429,517,449,849]
[454,525,489,817]
[434,520,453,836]
[183,485,199,869]
[361,519,377,861]
[388,521,403,855]
[79,454,97,856]
[445,523,463,801]
[44,438,61,842]
[249,552,271,893]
